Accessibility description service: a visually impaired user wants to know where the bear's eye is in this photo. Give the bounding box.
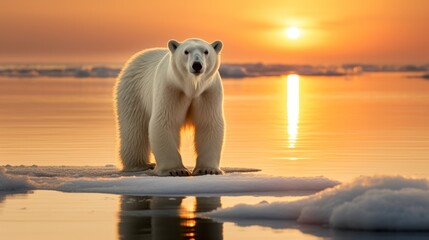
[204,50,209,55]
[184,50,189,55]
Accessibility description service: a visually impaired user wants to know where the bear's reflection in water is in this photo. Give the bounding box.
[119,195,223,240]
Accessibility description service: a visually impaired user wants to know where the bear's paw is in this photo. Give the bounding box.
[156,167,192,177]
[192,167,224,176]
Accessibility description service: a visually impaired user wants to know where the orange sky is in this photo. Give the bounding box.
[1,0,429,64]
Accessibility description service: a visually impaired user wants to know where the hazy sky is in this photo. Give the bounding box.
[1,0,429,64]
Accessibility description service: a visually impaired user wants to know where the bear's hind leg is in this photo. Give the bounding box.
[119,112,154,172]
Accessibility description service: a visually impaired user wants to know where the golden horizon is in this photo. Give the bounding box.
[1,0,429,64]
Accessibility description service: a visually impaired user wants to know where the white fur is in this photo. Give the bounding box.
[114,38,225,176]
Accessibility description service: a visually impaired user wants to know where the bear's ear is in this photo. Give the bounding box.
[211,40,223,54]
[168,39,180,53]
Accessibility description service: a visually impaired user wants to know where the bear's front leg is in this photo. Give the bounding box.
[149,117,191,176]
[192,91,225,176]
[193,117,225,175]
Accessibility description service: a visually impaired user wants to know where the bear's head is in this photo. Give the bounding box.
[168,38,223,81]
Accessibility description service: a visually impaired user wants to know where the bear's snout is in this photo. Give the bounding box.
[192,62,203,73]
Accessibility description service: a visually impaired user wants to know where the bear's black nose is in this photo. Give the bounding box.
[192,62,203,72]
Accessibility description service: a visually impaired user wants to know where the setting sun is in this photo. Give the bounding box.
[285,27,301,39]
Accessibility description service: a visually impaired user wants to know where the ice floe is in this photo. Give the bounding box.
[204,175,429,231]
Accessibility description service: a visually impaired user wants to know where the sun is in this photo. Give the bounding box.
[285,27,301,39]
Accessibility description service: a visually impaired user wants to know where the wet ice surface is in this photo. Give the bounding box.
[0,165,337,196]
[3,165,261,178]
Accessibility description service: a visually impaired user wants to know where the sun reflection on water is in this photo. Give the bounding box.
[287,74,300,149]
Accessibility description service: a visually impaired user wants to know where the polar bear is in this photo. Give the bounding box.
[114,38,225,176]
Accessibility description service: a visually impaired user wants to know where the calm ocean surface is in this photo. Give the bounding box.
[1,73,429,240]
[1,73,428,181]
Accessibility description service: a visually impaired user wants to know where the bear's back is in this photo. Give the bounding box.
[120,48,169,82]
[116,48,169,116]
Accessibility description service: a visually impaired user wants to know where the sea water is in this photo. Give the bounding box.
[1,72,429,239]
